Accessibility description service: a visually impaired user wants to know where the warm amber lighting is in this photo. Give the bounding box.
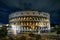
[21,22,23,25]
[32,26,35,30]
[27,22,28,25]
[30,17,32,20]
[24,17,26,20]
[18,17,20,20]
[36,22,37,25]
[26,17,28,20]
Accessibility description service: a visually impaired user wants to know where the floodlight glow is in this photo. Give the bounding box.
[11,25,17,35]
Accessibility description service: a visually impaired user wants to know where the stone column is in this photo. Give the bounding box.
[38,27,41,34]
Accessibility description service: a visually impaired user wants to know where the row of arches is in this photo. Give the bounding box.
[9,16,49,22]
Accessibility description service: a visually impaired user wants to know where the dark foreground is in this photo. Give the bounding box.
[0,34,60,40]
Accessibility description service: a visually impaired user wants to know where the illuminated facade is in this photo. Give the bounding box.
[8,11,50,35]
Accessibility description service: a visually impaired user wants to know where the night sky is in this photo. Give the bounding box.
[0,0,60,24]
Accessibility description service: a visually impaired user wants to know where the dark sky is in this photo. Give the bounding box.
[0,0,60,24]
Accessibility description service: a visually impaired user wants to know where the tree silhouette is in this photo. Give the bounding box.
[0,26,7,38]
[55,24,60,34]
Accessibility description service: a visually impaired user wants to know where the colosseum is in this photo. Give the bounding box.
[8,11,50,35]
